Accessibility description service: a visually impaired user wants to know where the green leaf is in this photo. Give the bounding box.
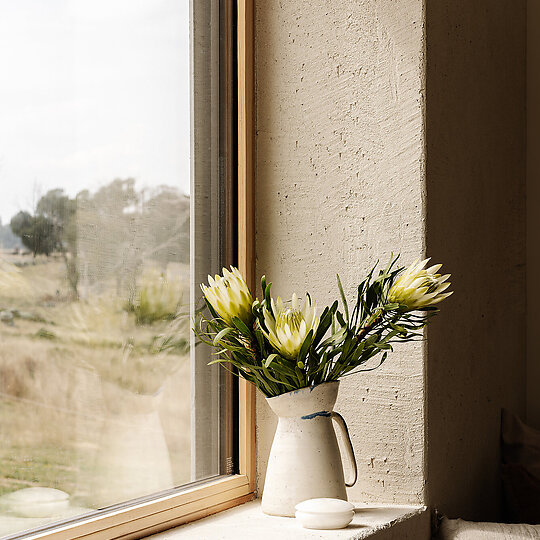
[389,322,407,334]
[231,316,252,336]
[254,328,266,354]
[318,325,346,350]
[379,328,399,344]
[264,282,273,313]
[336,274,349,322]
[297,329,314,363]
[295,366,305,386]
[311,315,334,348]
[264,353,279,368]
[207,359,224,365]
[218,341,249,354]
[213,327,234,346]
[348,341,367,365]
[251,362,295,390]
[364,333,379,347]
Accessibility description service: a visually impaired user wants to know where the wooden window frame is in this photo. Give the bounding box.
[14,1,255,538]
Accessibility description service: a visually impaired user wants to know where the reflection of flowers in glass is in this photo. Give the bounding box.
[68,297,129,343]
[133,269,184,324]
[388,259,452,310]
[262,293,319,360]
[201,267,253,326]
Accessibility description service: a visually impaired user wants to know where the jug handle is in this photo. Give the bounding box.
[331,411,358,487]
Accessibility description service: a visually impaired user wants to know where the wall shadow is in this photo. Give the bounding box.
[425,0,526,521]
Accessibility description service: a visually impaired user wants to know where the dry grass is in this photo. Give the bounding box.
[0,253,192,508]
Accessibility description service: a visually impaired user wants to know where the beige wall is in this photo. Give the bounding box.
[255,0,427,505]
[254,0,526,521]
[528,0,540,429]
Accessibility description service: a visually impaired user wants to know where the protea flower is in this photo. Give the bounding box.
[201,266,254,326]
[388,259,452,310]
[262,293,319,360]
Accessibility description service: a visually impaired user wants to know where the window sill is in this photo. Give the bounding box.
[145,500,430,539]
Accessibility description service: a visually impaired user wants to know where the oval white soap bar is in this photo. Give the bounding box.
[0,487,70,518]
[295,498,355,530]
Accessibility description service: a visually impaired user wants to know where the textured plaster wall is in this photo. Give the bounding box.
[255,0,427,504]
[528,0,540,430]
[425,1,526,520]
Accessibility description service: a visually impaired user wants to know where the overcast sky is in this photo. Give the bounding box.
[0,0,190,224]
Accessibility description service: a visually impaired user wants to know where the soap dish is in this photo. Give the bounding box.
[295,498,355,530]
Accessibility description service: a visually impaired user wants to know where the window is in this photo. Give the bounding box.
[0,0,254,538]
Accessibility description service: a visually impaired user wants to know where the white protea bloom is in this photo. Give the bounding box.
[388,259,453,310]
[201,266,253,326]
[262,293,319,360]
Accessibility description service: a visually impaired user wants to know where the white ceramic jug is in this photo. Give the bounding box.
[261,381,357,517]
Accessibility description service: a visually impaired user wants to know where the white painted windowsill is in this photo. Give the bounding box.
[146,500,430,539]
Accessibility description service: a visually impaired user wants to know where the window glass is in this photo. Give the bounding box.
[0,1,225,537]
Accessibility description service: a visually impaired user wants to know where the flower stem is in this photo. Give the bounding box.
[356,309,384,342]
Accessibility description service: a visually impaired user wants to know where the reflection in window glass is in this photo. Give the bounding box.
[0,1,223,536]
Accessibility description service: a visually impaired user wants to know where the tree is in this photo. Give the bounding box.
[10,190,79,298]
[9,179,190,301]
[10,211,58,257]
[36,189,79,298]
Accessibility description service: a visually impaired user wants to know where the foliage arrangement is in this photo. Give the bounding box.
[195,258,452,398]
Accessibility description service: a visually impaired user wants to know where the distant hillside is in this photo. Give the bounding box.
[0,221,23,250]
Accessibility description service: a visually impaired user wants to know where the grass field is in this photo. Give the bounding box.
[0,251,192,511]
